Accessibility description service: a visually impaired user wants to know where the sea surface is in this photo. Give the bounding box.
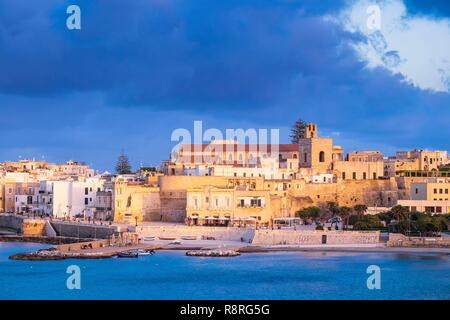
[1,242,449,300]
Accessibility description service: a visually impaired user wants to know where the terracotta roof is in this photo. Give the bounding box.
[179,143,298,153]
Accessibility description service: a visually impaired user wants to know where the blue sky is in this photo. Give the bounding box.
[0,0,449,171]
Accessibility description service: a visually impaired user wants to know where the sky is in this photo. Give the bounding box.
[0,0,449,171]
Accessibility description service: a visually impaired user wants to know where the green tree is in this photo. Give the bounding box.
[377,211,394,226]
[296,206,321,224]
[351,215,384,230]
[290,118,307,144]
[116,151,132,174]
[390,205,409,221]
[353,204,368,221]
[327,201,340,217]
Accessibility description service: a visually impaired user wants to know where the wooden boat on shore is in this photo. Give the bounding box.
[181,236,197,240]
[158,237,176,240]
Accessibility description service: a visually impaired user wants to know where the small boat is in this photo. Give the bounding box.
[159,237,176,241]
[169,240,182,245]
[117,251,138,258]
[137,249,155,256]
[181,236,197,240]
[143,236,156,241]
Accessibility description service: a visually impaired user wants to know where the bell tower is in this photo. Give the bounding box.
[305,123,318,138]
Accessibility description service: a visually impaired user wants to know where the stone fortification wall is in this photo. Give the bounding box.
[252,229,380,245]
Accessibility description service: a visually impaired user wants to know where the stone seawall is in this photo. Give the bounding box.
[0,215,48,236]
[388,233,450,248]
[22,220,47,236]
[134,225,255,242]
[252,230,380,245]
[50,221,119,239]
[0,215,24,232]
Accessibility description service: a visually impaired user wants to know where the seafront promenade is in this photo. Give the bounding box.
[2,216,450,260]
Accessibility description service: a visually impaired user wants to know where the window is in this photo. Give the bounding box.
[415,188,419,194]
[319,151,325,163]
[439,189,443,194]
[373,172,377,180]
[342,172,346,180]
[240,199,245,207]
[304,153,307,162]
[85,187,88,195]
[250,199,262,207]
[363,172,367,180]
[84,198,89,205]
[445,189,448,194]
[352,172,356,180]
[434,188,437,194]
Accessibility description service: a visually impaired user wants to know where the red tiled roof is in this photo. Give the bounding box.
[179,143,298,153]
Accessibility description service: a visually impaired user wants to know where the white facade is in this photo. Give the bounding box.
[397,200,450,214]
[182,157,297,180]
[52,177,105,218]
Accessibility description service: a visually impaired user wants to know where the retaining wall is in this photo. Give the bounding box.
[134,225,255,242]
[387,233,450,248]
[50,221,119,239]
[0,215,24,232]
[252,230,380,245]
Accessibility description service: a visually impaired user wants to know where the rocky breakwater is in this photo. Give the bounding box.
[10,248,66,261]
[186,249,240,257]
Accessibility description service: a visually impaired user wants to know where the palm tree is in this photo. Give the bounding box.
[327,201,340,217]
[339,206,353,230]
[353,204,368,221]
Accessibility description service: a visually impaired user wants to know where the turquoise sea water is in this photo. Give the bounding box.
[0,242,449,300]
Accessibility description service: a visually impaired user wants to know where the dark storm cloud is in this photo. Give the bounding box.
[0,0,448,169]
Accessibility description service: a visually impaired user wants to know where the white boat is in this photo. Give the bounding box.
[137,249,155,256]
[169,240,182,245]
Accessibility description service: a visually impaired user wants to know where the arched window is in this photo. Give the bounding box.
[319,151,325,162]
